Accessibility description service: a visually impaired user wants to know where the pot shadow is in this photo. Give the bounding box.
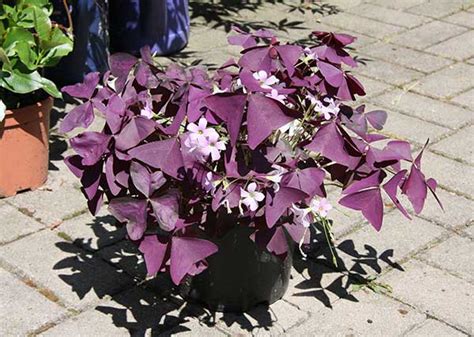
[48,100,69,171]
[52,216,405,336]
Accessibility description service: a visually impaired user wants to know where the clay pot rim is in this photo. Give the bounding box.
[2,97,54,128]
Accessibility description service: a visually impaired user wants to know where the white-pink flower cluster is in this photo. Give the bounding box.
[183,118,226,162]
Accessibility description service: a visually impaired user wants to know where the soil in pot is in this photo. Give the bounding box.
[0,97,53,197]
[182,226,293,313]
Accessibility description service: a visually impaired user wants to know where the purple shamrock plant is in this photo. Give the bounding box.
[61,29,442,286]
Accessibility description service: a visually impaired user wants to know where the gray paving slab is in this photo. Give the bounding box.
[360,42,454,73]
[333,212,446,277]
[418,235,474,283]
[347,3,431,28]
[443,10,474,28]
[382,260,473,334]
[407,0,471,18]
[285,290,426,336]
[413,62,474,99]
[321,12,404,39]
[407,318,467,336]
[367,0,426,10]
[56,209,125,252]
[354,58,424,86]
[451,88,474,109]
[0,230,134,309]
[427,30,474,61]
[0,203,43,245]
[432,125,474,165]
[0,269,66,336]
[370,89,473,129]
[421,151,474,197]
[389,20,467,49]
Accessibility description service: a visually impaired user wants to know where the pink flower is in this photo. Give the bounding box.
[310,198,333,217]
[140,102,154,119]
[198,132,226,162]
[266,88,286,104]
[253,70,279,89]
[240,182,265,212]
[291,204,313,228]
[186,118,217,145]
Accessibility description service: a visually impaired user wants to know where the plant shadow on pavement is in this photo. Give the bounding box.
[189,0,340,33]
[53,217,404,336]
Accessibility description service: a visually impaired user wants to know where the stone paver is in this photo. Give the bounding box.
[380,109,450,145]
[0,203,43,245]
[348,3,430,28]
[321,12,404,39]
[370,89,473,129]
[285,290,426,336]
[431,125,474,165]
[390,20,467,49]
[451,88,474,109]
[415,188,474,229]
[407,319,467,337]
[407,0,470,19]
[382,260,473,334]
[7,170,87,226]
[334,212,446,276]
[443,10,474,28]
[418,235,474,283]
[1,1,474,336]
[216,299,307,336]
[354,58,423,86]
[426,30,474,61]
[413,63,474,99]
[360,42,454,73]
[367,0,426,10]
[422,151,474,197]
[0,230,133,309]
[0,269,66,336]
[57,209,125,252]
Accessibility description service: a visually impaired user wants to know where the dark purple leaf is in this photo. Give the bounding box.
[383,170,411,219]
[108,197,148,241]
[62,72,100,99]
[305,122,360,169]
[247,94,294,149]
[343,171,382,195]
[366,110,387,130]
[282,167,326,198]
[266,227,288,255]
[59,102,95,133]
[339,188,384,231]
[170,237,218,285]
[139,235,168,276]
[129,138,184,179]
[109,53,137,78]
[70,132,111,166]
[402,164,427,214]
[265,187,308,228]
[115,117,157,151]
[150,191,180,232]
[205,94,247,146]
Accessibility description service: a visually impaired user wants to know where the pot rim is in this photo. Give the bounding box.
[2,96,54,128]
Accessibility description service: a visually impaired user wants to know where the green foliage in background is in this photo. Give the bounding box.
[0,0,73,101]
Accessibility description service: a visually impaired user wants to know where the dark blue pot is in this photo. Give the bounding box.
[47,0,109,86]
[108,0,190,56]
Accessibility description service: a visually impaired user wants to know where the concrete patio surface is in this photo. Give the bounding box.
[0,0,473,336]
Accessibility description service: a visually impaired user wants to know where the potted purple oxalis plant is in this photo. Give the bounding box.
[61,28,442,312]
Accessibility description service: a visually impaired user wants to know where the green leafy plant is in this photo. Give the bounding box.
[0,0,73,117]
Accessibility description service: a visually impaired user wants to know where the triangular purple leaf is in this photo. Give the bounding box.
[170,237,218,285]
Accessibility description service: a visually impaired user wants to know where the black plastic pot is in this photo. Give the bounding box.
[183,226,293,312]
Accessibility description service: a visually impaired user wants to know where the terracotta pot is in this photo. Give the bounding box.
[0,97,53,197]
